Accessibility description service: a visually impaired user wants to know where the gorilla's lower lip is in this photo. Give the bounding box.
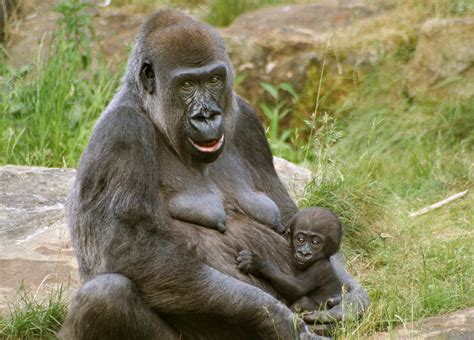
[295,255,311,264]
[189,135,224,153]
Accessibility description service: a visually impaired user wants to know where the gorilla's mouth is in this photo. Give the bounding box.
[189,135,224,153]
[295,254,312,265]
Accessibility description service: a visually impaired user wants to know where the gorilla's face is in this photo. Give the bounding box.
[171,61,228,163]
[291,226,326,269]
[139,44,234,164]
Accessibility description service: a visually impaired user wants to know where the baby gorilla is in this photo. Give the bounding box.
[237,207,343,312]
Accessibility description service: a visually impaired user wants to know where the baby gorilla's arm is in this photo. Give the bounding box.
[237,250,332,301]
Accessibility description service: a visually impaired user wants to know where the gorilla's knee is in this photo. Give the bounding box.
[60,274,179,340]
[81,273,135,301]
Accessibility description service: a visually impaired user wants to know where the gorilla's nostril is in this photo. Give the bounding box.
[211,109,222,116]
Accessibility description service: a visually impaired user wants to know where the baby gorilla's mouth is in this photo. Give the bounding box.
[189,135,224,153]
[295,254,312,265]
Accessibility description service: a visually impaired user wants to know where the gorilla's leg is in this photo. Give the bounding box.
[60,274,180,340]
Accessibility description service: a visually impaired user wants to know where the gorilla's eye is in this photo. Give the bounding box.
[296,236,305,244]
[208,75,221,85]
[180,80,194,90]
[311,239,320,246]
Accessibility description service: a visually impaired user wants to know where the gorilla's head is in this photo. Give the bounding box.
[127,10,235,164]
[289,208,342,269]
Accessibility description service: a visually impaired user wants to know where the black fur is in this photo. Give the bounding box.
[237,208,343,312]
[61,10,368,340]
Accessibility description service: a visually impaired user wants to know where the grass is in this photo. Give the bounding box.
[292,25,473,340]
[0,285,67,339]
[1,0,473,338]
[0,0,119,167]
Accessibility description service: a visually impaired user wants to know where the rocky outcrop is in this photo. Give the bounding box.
[0,166,79,313]
[0,159,311,313]
[370,307,474,339]
[406,17,474,99]
[5,1,383,105]
[4,0,143,68]
[221,1,377,106]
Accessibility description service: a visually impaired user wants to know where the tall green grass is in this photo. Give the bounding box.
[293,41,473,338]
[0,0,118,167]
[0,285,67,339]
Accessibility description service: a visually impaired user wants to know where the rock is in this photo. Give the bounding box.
[220,1,377,106]
[3,0,60,67]
[5,0,143,68]
[406,17,474,99]
[0,159,312,313]
[0,166,79,313]
[370,307,474,339]
[273,156,311,201]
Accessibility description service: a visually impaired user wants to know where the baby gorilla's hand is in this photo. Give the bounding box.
[236,250,262,275]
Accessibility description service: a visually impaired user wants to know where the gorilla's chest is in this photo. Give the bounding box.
[158,151,282,232]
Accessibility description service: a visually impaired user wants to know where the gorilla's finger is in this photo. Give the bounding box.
[217,222,226,233]
[237,263,250,273]
[326,296,342,308]
[302,310,340,324]
[238,250,252,256]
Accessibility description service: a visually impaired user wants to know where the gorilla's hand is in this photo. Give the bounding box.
[302,285,369,324]
[236,250,263,276]
[280,310,328,340]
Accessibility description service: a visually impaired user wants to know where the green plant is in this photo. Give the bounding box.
[1,0,118,167]
[0,285,68,339]
[259,82,298,155]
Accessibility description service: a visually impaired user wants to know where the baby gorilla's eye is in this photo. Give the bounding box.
[311,239,320,246]
[208,75,221,85]
[180,80,194,90]
[297,236,305,244]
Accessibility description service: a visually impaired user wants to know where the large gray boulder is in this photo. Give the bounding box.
[0,166,79,314]
[0,158,311,313]
[406,17,474,99]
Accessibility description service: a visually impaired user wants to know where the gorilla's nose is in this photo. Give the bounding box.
[190,105,222,122]
[189,105,223,134]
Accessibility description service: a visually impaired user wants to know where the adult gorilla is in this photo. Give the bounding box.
[61,10,368,340]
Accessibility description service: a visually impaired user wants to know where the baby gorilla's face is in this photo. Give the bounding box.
[291,223,326,268]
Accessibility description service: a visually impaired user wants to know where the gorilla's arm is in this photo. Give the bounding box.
[237,251,333,301]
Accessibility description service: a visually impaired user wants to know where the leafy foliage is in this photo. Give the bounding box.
[0,0,118,167]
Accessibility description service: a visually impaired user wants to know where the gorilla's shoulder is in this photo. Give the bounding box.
[75,106,160,214]
[233,94,272,159]
[235,95,265,134]
[235,95,257,119]
[86,106,157,157]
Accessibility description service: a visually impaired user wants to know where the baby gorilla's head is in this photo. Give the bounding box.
[288,207,342,269]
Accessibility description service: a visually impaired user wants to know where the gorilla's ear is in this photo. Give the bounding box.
[140,61,155,94]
